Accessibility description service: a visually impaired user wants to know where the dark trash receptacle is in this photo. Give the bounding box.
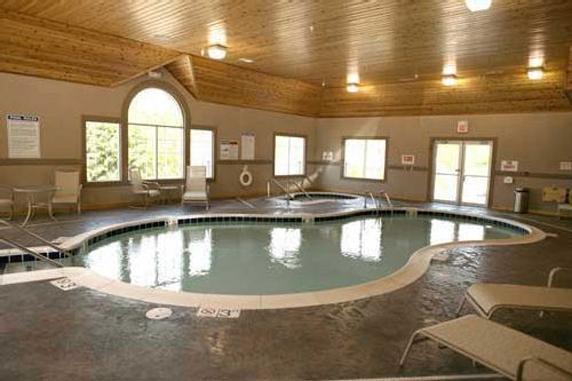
[513,188,529,213]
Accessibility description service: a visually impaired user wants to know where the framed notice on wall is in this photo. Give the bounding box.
[220,139,239,160]
[241,132,255,160]
[6,114,41,158]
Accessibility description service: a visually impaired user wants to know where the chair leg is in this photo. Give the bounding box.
[399,330,426,367]
[77,202,81,215]
[455,295,467,317]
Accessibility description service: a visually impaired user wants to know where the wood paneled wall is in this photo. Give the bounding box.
[167,55,322,116]
[0,11,180,87]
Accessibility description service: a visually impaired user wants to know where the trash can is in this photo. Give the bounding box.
[513,188,529,213]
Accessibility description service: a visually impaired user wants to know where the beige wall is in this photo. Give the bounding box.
[0,71,316,210]
[1,70,571,214]
[314,113,572,213]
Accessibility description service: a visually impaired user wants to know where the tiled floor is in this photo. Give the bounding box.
[1,198,571,380]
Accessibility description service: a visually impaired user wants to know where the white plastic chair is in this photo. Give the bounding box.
[181,166,209,209]
[51,170,82,215]
[0,185,15,219]
[129,168,161,208]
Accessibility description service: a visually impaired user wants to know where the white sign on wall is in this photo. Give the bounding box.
[401,154,415,165]
[560,161,572,171]
[6,114,41,158]
[501,160,519,172]
[220,139,239,160]
[456,120,469,134]
[241,132,255,160]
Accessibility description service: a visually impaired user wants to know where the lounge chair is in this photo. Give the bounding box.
[400,315,572,380]
[456,267,572,319]
[0,185,14,219]
[181,166,209,209]
[129,168,161,208]
[50,170,82,214]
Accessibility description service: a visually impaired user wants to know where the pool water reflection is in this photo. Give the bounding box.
[74,215,523,295]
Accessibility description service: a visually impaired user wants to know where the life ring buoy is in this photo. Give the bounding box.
[239,165,253,187]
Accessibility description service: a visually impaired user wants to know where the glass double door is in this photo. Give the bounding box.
[432,140,493,206]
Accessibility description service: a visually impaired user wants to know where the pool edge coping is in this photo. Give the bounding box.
[0,207,546,310]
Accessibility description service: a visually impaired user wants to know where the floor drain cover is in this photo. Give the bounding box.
[145,307,173,320]
[50,277,79,291]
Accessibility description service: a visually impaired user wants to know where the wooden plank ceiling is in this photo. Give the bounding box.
[0,10,180,86]
[1,1,572,116]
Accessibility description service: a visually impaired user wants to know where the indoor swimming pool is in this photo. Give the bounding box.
[71,213,525,295]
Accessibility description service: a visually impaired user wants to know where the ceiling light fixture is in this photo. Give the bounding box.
[346,82,360,93]
[465,0,492,12]
[147,70,162,79]
[206,44,227,60]
[442,74,457,86]
[527,67,544,80]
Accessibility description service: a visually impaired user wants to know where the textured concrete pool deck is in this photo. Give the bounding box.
[1,199,571,380]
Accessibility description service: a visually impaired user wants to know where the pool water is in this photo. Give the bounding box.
[73,215,524,295]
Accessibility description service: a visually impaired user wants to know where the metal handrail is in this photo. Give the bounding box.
[292,181,312,200]
[0,237,63,268]
[267,179,293,200]
[0,219,70,257]
[364,192,377,208]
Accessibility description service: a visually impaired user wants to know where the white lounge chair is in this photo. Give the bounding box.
[400,315,572,381]
[456,267,572,319]
[50,170,82,215]
[0,185,14,219]
[129,168,161,208]
[182,166,209,209]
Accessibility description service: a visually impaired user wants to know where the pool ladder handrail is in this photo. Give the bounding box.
[0,237,64,268]
[266,178,294,204]
[292,181,313,200]
[0,218,70,257]
[363,190,393,209]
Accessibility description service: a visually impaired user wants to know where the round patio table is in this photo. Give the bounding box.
[13,185,58,226]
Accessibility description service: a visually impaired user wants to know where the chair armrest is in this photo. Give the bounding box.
[547,267,572,287]
[143,181,161,190]
[516,356,572,381]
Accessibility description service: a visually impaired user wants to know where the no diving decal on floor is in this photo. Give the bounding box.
[50,277,80,291]
[197,306,241,319]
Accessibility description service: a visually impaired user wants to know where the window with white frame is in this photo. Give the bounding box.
[190,128,215,179]
[85,119,121,182]
[343,138,387,180]
[127,88,185,179]
[274,135,306,176]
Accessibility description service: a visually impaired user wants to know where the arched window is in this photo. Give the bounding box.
[128,87,185,179]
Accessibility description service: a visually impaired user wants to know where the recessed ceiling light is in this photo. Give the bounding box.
[527,67,544,80]
[147,70,162,79]
[442,74,457,86]
[309,25,315,33]
[346,82,360,93]
[238,58,254,64]
[206,44,227,60]
[153,34,171,42]
[465,0,492,12]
